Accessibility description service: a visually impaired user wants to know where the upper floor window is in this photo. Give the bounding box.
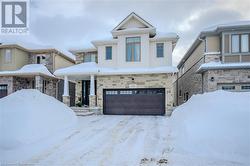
[126,37,141,62]
[36,55,46,64]
[4,49,12,63]
[241,34,249,52]
[231,34,240,53]
[84,53,96,62]
[231,34,249,53]
[105,46,112,60]
[156,43,164,57]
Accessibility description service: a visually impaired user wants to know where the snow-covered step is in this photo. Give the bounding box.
[74,111,95,116]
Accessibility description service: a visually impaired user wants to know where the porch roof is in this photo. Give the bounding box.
[0,64,55,78]
[197,62,250,73]
[54,62,178,79]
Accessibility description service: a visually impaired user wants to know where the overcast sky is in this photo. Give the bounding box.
[1,0,250,65]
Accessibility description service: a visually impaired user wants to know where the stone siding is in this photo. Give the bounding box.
[96,73,177,115]
[176,58,204,105]
[203,69,250,92]
[13,77,34,92]
[0,76,13,95]
[28,53,54,72]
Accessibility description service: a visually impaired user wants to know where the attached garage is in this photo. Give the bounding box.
[0,84,8,99]
[103,88,165,115]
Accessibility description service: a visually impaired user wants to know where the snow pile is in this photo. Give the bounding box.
[0,64,55,77]
[170,90,250,164]
[0,89,77,150]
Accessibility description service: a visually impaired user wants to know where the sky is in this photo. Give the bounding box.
[1,0,250,66]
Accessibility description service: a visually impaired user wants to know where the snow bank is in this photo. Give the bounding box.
[0,89,77,150]
[170,90,250,164]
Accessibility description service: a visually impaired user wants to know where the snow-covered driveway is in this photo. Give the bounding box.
[27,115,170,166]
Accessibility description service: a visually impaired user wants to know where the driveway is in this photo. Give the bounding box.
[27,115,171,166]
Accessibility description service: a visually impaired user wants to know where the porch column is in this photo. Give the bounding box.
[35,75,43,92]
[89,74,96,107]
[63,75,70,106]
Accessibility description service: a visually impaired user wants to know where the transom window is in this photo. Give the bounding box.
[126,37,141,62]
[4,49,12,63]
[231,34,249,53]
[156,43,164,57]
[105,46,112,60]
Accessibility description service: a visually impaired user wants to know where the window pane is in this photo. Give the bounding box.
[241,34,249,52]
[106,46,112,60]
[157,43,164,57]
[4,49,12,63]
[126,37,141,62]
[84,54,91,62]
[232,35,239,53]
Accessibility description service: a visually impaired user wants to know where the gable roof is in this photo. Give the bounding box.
[113,12,154,31]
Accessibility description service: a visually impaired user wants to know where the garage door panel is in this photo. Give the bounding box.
[103,88,165,115]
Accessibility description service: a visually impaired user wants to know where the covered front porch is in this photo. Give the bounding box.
[54,62,99,109]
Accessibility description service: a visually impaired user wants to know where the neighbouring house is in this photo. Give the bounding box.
[0,43,76,105]
[175,21,250,105]
[55,12,179,116]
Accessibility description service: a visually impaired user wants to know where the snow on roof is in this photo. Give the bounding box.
[0,42,76,61]
[197,62,250,73]
[54,62,99,76]
[0,64,55,78]
[54,62,178,77]
[202,21,250,33]
[155,32,179,39]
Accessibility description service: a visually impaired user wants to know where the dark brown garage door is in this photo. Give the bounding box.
[103,88,165,115]
[0,85,8,99]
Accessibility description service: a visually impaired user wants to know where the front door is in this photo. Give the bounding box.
[82,80,97,106]
[82,80,90,106]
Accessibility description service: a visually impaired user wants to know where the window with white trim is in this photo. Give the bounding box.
[156,43,164,57]
[4,49,12,63]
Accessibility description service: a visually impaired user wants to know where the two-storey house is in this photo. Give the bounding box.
[55,12,179,116]
[176,22,250,105]
[0,43,76,105]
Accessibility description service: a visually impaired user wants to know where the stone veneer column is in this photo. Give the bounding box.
[89,95,96,108]
[35,75,43,92]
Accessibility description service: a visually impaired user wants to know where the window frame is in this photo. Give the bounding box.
[105,46,112,60]
[156,43,164,58]
[4,49,12,63]
[126,36,141,62]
